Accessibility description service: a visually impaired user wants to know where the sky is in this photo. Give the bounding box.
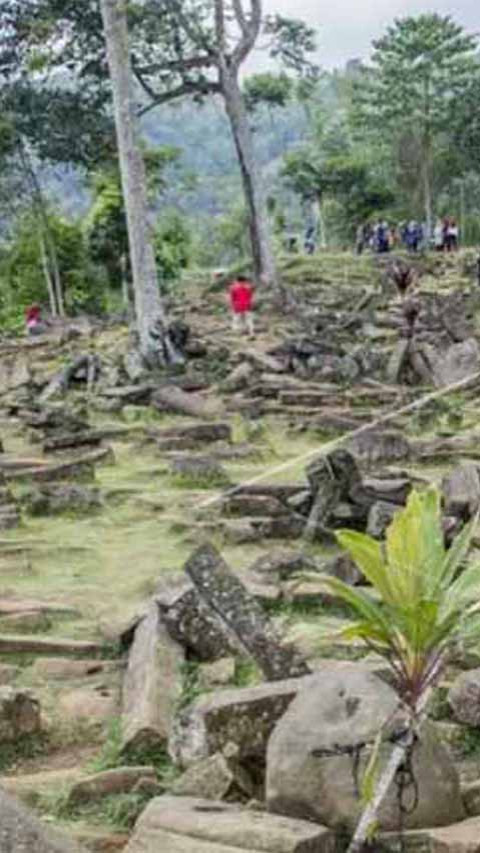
[259,0,479,69]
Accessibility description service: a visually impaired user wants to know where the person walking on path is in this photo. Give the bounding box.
[229,274,255,337]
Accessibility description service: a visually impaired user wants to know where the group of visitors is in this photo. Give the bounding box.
[433,217,459,252]
[356,217,460,255]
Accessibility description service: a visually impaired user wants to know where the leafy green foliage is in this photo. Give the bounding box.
[317,489,480,709]
[244,73,293,112]
[154,211,192,283]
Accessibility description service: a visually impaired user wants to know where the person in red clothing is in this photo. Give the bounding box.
[229,275,255,337]
[25,304,46,336]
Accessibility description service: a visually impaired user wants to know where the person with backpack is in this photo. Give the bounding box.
[228,274,255,337]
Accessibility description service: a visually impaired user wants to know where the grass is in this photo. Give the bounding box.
[88,717,178,787]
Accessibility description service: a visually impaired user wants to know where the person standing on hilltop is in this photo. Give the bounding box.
[228,274,255,338]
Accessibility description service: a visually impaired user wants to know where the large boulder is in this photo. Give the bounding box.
[266,668,464,833]
[433,338,480,388]
[448,669,480,726]
[0,790,86,852]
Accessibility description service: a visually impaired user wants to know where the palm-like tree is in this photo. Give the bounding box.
[317,488,480,852]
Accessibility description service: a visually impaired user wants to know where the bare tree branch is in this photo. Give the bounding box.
[136,81,221,117]
[231,0,262,69]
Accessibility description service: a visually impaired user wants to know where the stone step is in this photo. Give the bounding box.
[0,635,106,656]
[124,796,334,853]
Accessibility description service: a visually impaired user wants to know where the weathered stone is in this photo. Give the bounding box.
[0,635,104,656]
[222,362,255,392]
[169,676,313,769]
[221,494,286,518]
[170,455,230,486]
[67,766,157,807]
[172,752,256,801]
[248,549,318,581]
[323,553,362,586]
[198,658,235,690]
[0,610,51,633]
[124,795,334,853]
[0,790,87,853]
[442,463,480,520]
[24,483,102,516]
[304,449,361,541]
[185,544,309,681]
[121,603,184,754]
[449,669,480,726]
[0,599,79,618]
[0,664,20,685]
[152,422,232,446]
[433,338,480,389]
[377,817,480,852]
[0,687,41,741]
[462,780,480,817]
[266,668,464,833]
[156,580,239,662]
[30,657,114,681]
[59,687,116,722]
[367,500,401,539]
[347,428,412,466]
[351,477,412,508]
[386,340,410,383]
[152,386,222,419]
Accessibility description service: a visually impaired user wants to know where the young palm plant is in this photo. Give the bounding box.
[316,487,480,852]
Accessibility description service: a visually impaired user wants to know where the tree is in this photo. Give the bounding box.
[314,488,480,851]
[0,0,317,290]
[354,15,479,233]
[99,0,170,366]
[282,148,393,246]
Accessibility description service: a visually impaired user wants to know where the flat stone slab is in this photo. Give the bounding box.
[0,599,79,617]
[125,796,335,853]
[0,635,106,656]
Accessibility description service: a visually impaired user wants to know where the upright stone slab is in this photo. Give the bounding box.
[121,603,184,754]
[184,543,309,680]
[156,580,240,662]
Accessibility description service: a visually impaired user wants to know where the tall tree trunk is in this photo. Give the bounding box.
[220,67,277,289]
[315,197,327,249]
[19,143,65,317]
[38,229,58,317]
[422,145,433,241]
[100,0,168,366]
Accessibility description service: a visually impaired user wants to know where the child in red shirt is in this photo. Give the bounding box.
[229,275,255,337]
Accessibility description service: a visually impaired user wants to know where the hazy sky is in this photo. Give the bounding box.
[259,0,479,69]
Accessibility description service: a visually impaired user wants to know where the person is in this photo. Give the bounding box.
[405,220,419,253]
[447,218,459,251]
[434,219,444,252]
[229,274,255,337]
[25,304,46,336]
[304,224,316,255]
[355,224,365,255]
